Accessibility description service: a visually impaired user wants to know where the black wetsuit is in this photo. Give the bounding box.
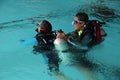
[33,32,60,72]
[67,29,93,48]
[67,20,107,48]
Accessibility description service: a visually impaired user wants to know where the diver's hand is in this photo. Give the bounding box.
[56,32,66,39]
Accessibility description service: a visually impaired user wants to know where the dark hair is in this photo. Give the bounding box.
[40,20,52,33]
[75,12,89,23]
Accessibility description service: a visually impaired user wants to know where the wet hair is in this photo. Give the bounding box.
[75,12,89,23]
[39,20,52,33]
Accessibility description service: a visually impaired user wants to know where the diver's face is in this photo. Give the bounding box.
[38,26,41,33]
[37,22,42,33]
[73,17,85,31]
[37,22,48,33]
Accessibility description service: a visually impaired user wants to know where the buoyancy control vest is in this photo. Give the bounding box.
[34,31,56,51]
[79,20,106,45]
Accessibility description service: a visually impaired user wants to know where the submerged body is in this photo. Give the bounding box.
[54,38,72,65]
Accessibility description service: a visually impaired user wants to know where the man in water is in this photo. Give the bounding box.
[57,12,107,48]
[33,20,61,72]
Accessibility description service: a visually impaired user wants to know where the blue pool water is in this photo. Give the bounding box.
[0,0,120,80]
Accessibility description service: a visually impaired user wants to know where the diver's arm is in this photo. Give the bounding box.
[56,31,76,41]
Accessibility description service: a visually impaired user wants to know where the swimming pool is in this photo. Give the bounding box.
[0,0,120,80]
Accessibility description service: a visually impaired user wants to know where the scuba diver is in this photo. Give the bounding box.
[57,12,107,49]
[55,12,107,67]
[33,20,61,72]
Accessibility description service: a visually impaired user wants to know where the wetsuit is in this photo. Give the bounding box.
[67,20,107,48]
[33,31,60,72]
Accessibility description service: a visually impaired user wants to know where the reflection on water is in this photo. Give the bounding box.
[78,0,120,22]
[0,0,120,80]
[69,52,120,80]
[0,14,56,27]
